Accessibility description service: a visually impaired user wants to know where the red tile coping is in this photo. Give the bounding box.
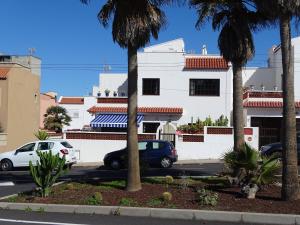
[60,97,84,105]
[65,132,156,140]
[207,127,253,135]
[88,106,183,114]
[243,91,283,99]
[0,67,10,80]
[185,57,229,70]
[182,135,204,142]
[97,98,128,104]
[243,101,300,108]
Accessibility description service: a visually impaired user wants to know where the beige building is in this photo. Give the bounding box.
[0,55,41,153]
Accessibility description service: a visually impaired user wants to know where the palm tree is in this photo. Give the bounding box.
[80,0,171,191]
[254,0,300,201]
[44,106,71,133]
[190,1,257,153]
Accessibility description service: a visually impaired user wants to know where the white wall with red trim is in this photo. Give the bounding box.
[64,127,259,163]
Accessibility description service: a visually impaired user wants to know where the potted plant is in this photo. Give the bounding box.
[105,89,110,97]
[113,91,118,97]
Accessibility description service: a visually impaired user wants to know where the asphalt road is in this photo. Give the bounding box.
[0,209,250,225]
[0,163,224,198]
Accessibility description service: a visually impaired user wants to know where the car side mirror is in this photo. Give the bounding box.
[14,150,19,155]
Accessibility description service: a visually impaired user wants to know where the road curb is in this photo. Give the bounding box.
[0,202,300,224]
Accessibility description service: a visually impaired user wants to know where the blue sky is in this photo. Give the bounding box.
[0,0,297,96]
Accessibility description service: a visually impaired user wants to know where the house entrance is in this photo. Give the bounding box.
[251,117,282,147]
[158,123,176,147]
[251,117,300,147]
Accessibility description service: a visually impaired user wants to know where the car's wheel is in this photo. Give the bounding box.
[1,159,13,171]
[110,159,121,170]
[160,157,172,168]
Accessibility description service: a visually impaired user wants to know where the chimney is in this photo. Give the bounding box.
[202,45,207,55]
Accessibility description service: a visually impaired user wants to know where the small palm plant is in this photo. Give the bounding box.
[34,130,49,140]
[223,143,280,199]
[29,151,67,197]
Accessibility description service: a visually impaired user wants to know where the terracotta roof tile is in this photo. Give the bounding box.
[60,97,84,105]
[185,57,229,70]
[88,106,183,114]
[0,67,10,80]
[243,101,300,108]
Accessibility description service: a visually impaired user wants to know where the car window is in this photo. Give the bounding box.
[61,142,73,148]
[138,142,148,151]
[37,142,54,151]
[17,143,35,153]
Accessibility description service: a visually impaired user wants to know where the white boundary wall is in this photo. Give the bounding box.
[65,127,259,163]
[176,127,259,160]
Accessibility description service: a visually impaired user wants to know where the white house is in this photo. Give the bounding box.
[85,39,233,136]
[57,37,300,162]
[241,37,300,146]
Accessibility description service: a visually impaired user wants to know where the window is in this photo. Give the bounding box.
[142,79,160,95]
[17,143,35,153]
[189,79,220,96]
[143,122,160,133]
[61,142,73,148]
[37,142,54,151]
[138,142,148,151]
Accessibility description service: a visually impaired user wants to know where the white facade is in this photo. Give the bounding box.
[137,39,232,125]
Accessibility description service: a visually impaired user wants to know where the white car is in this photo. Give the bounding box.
[0,140,77,171]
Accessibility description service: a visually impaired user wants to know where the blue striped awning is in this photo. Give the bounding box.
[90,114,144,128]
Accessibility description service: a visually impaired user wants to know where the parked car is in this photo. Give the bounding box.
[0,140,77,171]
[260,136,300,163]
[103,140,178,170]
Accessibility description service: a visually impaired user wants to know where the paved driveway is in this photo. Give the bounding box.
[0,163,224,198]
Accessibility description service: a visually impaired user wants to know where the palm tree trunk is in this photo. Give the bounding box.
[280,14,299,201]
[232,63,245,152]
[126,45,142,192]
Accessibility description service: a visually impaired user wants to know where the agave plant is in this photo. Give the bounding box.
[223,143,280,199]
[29,150,67,197]
[34,130,49,140]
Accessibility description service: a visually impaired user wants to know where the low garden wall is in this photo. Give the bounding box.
[64,127,259,163]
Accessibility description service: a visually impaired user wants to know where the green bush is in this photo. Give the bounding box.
[197,188,218,206]
[223,143,280,187]
[177,115,228,134]
[165,175,174,189]
[65,183,75,190]
[29,150,67,197]
[119,198,138,207]
[147,198,162,207]
[87,192,103,205]
[162,192,172,202]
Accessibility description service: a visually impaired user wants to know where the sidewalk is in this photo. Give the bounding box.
[73,159,223,167]
[0,202,297,225]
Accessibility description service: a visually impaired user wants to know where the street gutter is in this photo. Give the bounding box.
[0,202,298,225]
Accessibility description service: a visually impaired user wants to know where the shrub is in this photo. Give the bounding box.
[147,198,162,207]
[29,150,67,197]
[177,115,228,134]
[119,198,138,207]
[223,143,280,198]
[87,192,103,205]
[34,130,49,140]
[162,192,172,202]
[65,183,75,190]
[165,175,174,188]
[197,188,218,206]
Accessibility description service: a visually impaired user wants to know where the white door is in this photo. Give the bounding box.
[13,143,36,167]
